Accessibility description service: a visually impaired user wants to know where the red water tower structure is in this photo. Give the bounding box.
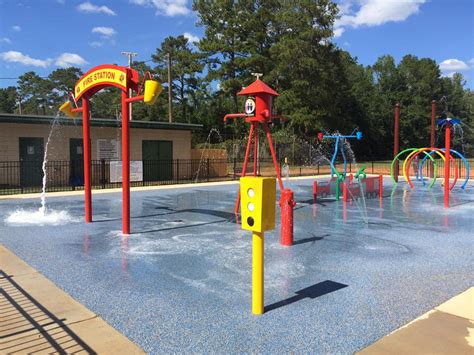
[224,76,295,246]
[60,64,161,235]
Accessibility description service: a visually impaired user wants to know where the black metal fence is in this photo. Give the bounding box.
[0,159,229,195]
[0,158,472,196]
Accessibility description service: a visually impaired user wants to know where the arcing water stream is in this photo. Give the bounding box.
[39,115,61,214]
[5,114,75,226]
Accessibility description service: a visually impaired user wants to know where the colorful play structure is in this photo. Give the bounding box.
[391,101,470,208]
[223,77,296,246]
[55,67,471,317]
[317,128,363,178]
[60,64,162,234]
[311,128,378,202]
[313,174,383,202]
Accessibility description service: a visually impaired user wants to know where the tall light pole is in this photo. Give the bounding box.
[167,53,173,123]
[121,51,138,121]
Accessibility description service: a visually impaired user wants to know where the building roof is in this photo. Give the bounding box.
[0,113,203,131]
[238,79,279,97]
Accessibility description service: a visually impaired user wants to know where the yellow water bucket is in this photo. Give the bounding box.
[59,101,78,118]
[143,80,162,105]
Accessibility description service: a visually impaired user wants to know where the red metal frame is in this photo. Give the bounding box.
[70,64,146,234]
[225,80,285,217]
[224,79,295,246]
[393,103,400,183]
[232,121,284,216]
[430,100,437,178]
[444,124,451,208]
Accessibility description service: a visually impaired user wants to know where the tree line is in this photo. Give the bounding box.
[0,0,472,159]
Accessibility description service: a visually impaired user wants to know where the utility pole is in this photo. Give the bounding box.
[167,53,173,123]
[121,51,138,121]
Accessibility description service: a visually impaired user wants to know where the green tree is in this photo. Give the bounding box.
[268,1,341,133]
[17,71,51,115]
[128,60,168,121]
[194,0,255,112]
[48,67,83,96]
[45,67,84,113]
[397,55,442,147]
[89,87,122,119]
[152,35,205,123]
[0,86,18,113]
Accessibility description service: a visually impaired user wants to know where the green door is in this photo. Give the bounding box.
[142,140,173,181]
[69,138,84,186]
[19,137,44,187]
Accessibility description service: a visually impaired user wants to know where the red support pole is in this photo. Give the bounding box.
[444,124,451,208]
[82,98,92,223]
[342,193,347,223]
[378,174,383,199]
[313,181,318,202]
[253,125,259,176]
[262,122,294,247]
[394,103,400,183]
[349,173,353,184]
[122,90,131,234]
[343,181,348,202]
[234,123,255,216]
[280,189,295,246]
[430,100,436,178]
[262,123,284,191]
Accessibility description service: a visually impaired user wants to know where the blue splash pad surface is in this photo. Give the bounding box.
[1,177,473,353]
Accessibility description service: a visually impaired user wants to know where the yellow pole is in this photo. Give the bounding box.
[252,231,264,315]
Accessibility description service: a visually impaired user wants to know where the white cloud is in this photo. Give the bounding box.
[0,37,12,44]
[333,27,345,38]
[441,71,456,79]
[12,25,21,32]
[334,0,426,37]
[130,0,191,16]
[77,2,116,15]
[0,51,89,68]
[183,32,199,43]
[88,41,104,47]
[0,51,51,67]
[55,53,88,67]
[92,26,117,37]
[439,59,469,71]
[469,58,474,66]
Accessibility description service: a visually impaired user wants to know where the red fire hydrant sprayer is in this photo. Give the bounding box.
[224,75,295,246]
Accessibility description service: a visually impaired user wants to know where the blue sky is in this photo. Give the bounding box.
[0,0,473,89]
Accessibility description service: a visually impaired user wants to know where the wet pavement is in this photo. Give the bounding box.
[0,177,473,353]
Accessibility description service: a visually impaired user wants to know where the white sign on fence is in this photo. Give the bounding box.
[110,161,143,183]
[97,139,120,160]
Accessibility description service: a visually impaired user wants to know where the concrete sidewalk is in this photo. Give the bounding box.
[359,287,474,354]
[0,245,144,354]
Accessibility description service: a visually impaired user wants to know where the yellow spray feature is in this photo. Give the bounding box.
[59,101,78,118]
[143,80,162,105]
[240,176,276,315]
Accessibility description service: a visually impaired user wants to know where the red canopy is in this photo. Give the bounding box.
[238,79,279,97]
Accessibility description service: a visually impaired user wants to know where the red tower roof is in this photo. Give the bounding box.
[238,79,279,97]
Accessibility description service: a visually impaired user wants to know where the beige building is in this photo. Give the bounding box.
[0,113,202,189]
